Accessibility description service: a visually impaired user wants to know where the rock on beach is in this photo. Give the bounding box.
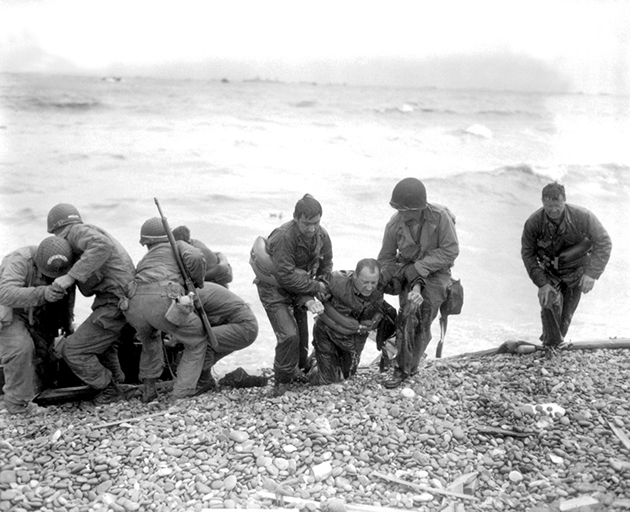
[1,348,629,512]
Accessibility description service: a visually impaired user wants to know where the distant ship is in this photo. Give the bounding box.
[101,76,123,83]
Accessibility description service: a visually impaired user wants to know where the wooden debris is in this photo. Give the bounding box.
[608,421,630,450]
[371,471,479,501]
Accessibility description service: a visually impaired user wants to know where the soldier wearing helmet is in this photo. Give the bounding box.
[46,203,135,405]
[125,217,259,401]
[0,237,75,415]
[124,217,209,402]
[377,178,459,388]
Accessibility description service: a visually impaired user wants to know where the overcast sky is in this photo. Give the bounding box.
[1,0,628,94]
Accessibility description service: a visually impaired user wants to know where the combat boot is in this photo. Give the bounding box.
[93,381,124,405]
[142,378,159,403]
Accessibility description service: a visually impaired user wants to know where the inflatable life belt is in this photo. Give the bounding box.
[249,236,279,286]
[317,303,362,335]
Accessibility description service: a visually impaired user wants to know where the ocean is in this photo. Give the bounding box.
[1,72,628,374]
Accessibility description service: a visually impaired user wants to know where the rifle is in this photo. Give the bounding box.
[154,198,218,349]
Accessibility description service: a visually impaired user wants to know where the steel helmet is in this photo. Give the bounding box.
[389,178,427,210]
[140,217,168,246]
[35,236,74,278]
[47,203,83,233]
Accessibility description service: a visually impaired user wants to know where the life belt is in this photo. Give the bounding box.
[249,236,279,286]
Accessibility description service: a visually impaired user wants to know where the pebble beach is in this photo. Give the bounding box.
[1,348,629,512]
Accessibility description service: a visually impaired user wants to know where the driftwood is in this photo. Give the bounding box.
[371,471,479,501]
[258,491,413,512]
[608,421,630,451]
[92,410,173,429]
[450,338,630,359]
[473,425,530,438]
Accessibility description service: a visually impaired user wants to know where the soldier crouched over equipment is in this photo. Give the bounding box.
[0,237,75,415]
[193,283,259,395]
[172,225,233,288]
[521,182,612,352]
[307,258,384,385]
[47,203,135,405]
[124,217,209,402]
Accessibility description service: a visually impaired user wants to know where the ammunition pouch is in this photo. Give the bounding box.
[553,239,592,272]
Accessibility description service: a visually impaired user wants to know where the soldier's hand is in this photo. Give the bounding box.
[44,285,66,302]
[306,298,325,316]
[537,284,555,306]
[316,281,330,301]
[408,290,424,308]
[580,275,596,294]
[53,274,76,290]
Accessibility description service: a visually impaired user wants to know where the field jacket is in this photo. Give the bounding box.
[377,203,459,281]
[266,220,333,296]
[521,203,612,288]
[0,246,74,332]
[132,241,206,289]
[56,223,135,304]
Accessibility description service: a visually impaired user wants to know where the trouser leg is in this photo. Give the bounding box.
[62,305,126,390]
[560,285,582,338]
[311,324,343,385]
[540,283,564,346]
[0,320,36,410]
[395,273,449,376]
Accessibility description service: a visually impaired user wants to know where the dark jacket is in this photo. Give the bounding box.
[521,203,612,288]
[266,220,333,296]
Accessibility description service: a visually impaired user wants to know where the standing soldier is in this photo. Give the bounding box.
[0,237,75,414]
[521,182,612,352]
[377,178,459,388]
[252,194,332,389]
[47,203,135,405]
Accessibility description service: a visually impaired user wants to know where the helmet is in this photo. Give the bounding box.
[140,217,168,245]
[47,203,82,233]
[35,236,74,278]
[389,178,427,210]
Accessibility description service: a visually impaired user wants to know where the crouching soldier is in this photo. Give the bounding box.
[308,259,384,385]
[124,217,209,402]
[47,203,135,405]
[0,237,75,415]
[172,225,233,288]
[194,283,259,394]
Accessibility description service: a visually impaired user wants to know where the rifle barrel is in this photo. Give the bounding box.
[154,198,218,349]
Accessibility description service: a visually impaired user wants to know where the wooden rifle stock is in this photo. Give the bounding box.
[154,198,218,349]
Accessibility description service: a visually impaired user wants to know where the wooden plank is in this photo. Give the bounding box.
[258,491,414,512]
[372,471,479,501]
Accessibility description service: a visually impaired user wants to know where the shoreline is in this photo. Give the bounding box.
[1,346,629,511]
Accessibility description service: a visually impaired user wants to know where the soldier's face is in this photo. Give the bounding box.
[296,214,321,238]
[353,268,380,297]
[542,196,566,221]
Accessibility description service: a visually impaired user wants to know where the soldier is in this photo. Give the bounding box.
[521,182,612,351]
[308,259,384,385]
[377,178,459,388]
[252,194,332,388]
[0,237,75,414]
[172,225,233,288]
[47,203,135,405]
[124,217,209,402]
